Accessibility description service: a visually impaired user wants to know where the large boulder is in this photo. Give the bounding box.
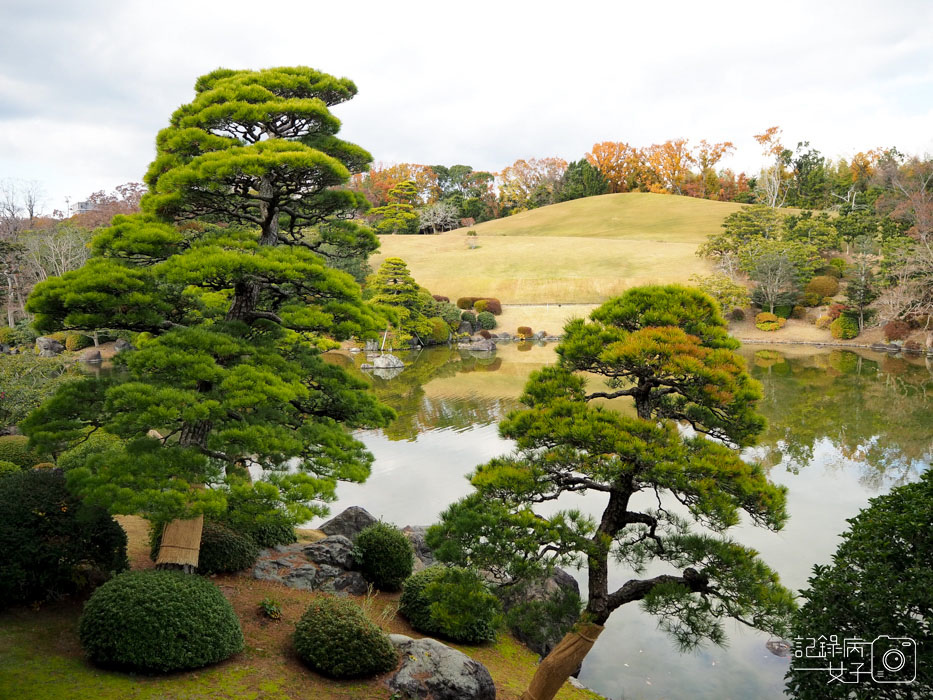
[302,535,356,569]
[319,506,378,540]
[402,525,436,570]
[386,635,496,700]
[373,353,404,369]
[81,348,103,363]
[468,339,497,353]
[35,336,64,357]
[114,338,136,353]
[457,321,473,335]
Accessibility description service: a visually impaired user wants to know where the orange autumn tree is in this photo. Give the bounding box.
[644,138,695,194]
[585,141,642,193]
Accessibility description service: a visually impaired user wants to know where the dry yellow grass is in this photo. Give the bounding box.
[372,192,740,303]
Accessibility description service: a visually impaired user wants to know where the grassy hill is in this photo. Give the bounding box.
[374,192,741,303]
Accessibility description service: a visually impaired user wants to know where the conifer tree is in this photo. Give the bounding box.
[24,67,394,564]
[370,181,419,234]
[427,285,794,700]
[367,257,433,345]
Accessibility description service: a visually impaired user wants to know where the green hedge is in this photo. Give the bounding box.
[79,570,244,672]
[293,596,397,678]
[0,435,43,469]
[0,468,127,607]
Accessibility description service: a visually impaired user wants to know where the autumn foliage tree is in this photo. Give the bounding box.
[24,66,393,567]
[427,286,794,700]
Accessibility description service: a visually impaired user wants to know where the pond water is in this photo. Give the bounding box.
[313,342,932,700]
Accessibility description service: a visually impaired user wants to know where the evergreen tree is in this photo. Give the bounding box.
[367,257,433,345]
[555,159,609,202]
[24,67,394,562]
[370,181,419,235]
[427,286,793,700]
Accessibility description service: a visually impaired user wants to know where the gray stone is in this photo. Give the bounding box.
[372,366,405,380]
[468,339,496,353]
[387,635,496,700]
[402,526,436,568]
[35,336,64,357]
[81,348,103,363]
[330,571,370,596]
[319,506,378,540]
[533,331,547,340]
[364,339,379,351]
[114,338,136,353]
[373,353,404,369]
[457,321,473,335]
[303,535,357,570]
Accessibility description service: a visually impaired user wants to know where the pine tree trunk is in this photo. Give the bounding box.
[519,623,604,700]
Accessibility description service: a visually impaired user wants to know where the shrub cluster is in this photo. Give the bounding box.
[815,315,833,329]
[352,522,414,591]
[827,303,848,320]
[773,305,794,319]
[729,308,745,321]
[0,435,43,469]
[293,596,397,678]
[64,333,94,352]
[790,306,808,320]
[429,317,450,343]
[800,292,822,307]
[755,312,786,332]
[400,565,501,644]
[455,296,501,314]
[0,326,14,345]
[883,320,911,342]
[805,275,840,299]
[473,299,488,314]
[431,294,450,303]
[0,469,128,607]
[830,315,859,339]
[79,570,244,672]
[476,311,496,330]
[0,460,21,477]
[457,296,481,310]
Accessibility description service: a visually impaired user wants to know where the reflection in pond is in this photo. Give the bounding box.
[746,347,932,490]
[315,343,930,700]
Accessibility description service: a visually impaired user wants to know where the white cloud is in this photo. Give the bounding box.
[1,0,931,212]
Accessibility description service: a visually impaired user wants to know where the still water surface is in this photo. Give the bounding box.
[314,343,932,700]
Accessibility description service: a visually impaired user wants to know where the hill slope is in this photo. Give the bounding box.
[374,192,740,303]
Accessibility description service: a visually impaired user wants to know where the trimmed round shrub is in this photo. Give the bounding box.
[400,565,501,644]
[729,307,745,321]
[805,275,840,298]
[79,570,244,672]
[478,329,492,339]
[0,469,127,607]
[197,521,259,575]
[476,311,496,330]
[293,596,397,678]
[460,310,477,326]
[516,326,533,339]
[429,316,450,343]
[473,299,488,314]
[482,298,502,315]
[64,333,94,352]
[353,522,414,591]
[883,320,911,342]
[0,460,20,477]
[456,296,480,310]
[830,315,859,339]
[0,435,42,469]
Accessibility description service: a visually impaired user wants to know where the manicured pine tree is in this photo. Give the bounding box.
[24,67,395,567]
[367,257,433,345]
[370,180,419,234]
[427,285,794,700]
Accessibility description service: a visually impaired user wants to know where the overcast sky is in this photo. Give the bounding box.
[1,0,931,215]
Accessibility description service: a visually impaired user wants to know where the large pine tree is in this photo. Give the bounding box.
[427,285,795,700]
[24,67,394,562]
